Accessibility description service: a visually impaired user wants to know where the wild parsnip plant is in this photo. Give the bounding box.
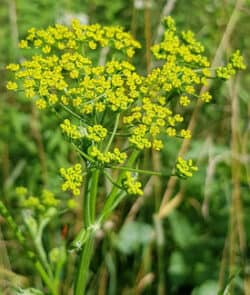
[3,17,245,294]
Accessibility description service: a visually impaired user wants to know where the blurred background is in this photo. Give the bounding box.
[0,0,250,294]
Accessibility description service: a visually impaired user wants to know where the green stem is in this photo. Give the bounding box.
[83,173,91,227]
[75,150,140,293]
[105,113,120,153]
[89,169,100,224]
[35,261,58,295]
[60,104,86,123]
[101,191,126,221]
[109,165,170,177]
[72,144,95,163]
[75,235,95,295]
[34,236,54,279]
[103,170,124,190]
[23,216,54,279]
[99,149,140,222]
[75,169,100,295]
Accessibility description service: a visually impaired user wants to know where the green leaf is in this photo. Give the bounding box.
[115,221,154,255]
[168,210,198,248]
[169,251,188,277]
[191,281,219,295]
[15,287,44,295]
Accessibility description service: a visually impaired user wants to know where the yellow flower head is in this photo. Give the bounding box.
[123,172,143,196]
[60,119,82,139]
[175,157,198,178]
[60,163,83,196]
[15,186,28,196]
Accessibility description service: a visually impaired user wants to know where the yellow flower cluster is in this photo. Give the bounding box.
[166,127,176,137]
[15,187,60,211]
[19,19,141,56]
[60,163,83,196]
[89,146,127,164]
[216,50,246,79]
[123,172,143,195]
[21,196,44,211]
[124,97,174,150]
[87,125,107,143]
[129,124,152,149]
[229,50,246,70]
[121,17,211,148]
[152,17,209,66]
[6,63,20,71]
[60,119,82,139]
[200,92,212,103]
[15,186,28,196]
[175,157,198,178]
[6,81,18,91]
[179,95,191,106]
[216,64,235,80]
[36,98,49,109]
[180,129,192,139]
[42,190,60,207]
[7,17,246,194]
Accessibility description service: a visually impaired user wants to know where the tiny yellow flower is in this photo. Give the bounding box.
[200,92,212,103]
[180,129,192,139]
[48,94,58,105]
[88,41,97,50]
[42,45,51,54]
[35,98,47,110]
[6,81,18,91]
[179,95,190,106]
[166,127,176,137]
[6,64,20,71]
[19,40,28,48]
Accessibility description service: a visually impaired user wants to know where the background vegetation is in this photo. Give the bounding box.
[0,0,249,294]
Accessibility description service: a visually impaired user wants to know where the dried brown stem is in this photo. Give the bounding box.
[228,76,247,294]
[98,264,108,295]
[7,0,19,51]
[158,188,184,219]
[230,77,246,254]
[144,0,152,73]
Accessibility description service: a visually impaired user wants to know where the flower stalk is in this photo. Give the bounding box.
[75,169,100,295]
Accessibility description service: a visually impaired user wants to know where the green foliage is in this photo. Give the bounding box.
[115,221,154,254]
[15,288,44,295]
[0,0,249,294]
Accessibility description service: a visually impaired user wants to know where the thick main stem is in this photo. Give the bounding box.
[75,169,100,295]
[154,215,165,295]
[75,235,95,295]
